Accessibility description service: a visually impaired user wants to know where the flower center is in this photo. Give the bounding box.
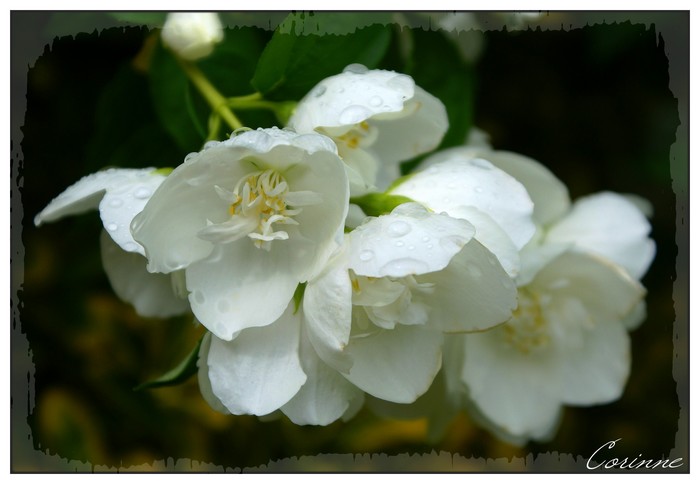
[502,289,550,354]
[198,168,321,250]
[331,121,379,150]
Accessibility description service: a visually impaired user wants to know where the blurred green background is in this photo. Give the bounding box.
[11,11,688,472]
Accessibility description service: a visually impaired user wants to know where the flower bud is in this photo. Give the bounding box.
[161,12,224,61]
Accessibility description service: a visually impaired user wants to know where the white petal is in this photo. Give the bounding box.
[369,86,449,165]
[343,325,443,403]
[392,153,536,250]
[98,173,167,255]
[622,300,647,331]
[281,328,362,425]
[549,313,631,405]
[348,203,475,278]
[416,238,517,332]
[303,247,353,372]
[545,192,655,279]
[447,205,521,277]
[289,67,416,134]
[35,168,158,231]
[533,251,645,323]
[515,237,570,287]
[186,243,299,340]
[224,127,339,158]
[472,149,571,226]
[207,306,306,416]
[197,333,230,415]
[460,330,563,440]
[99,231,189,318]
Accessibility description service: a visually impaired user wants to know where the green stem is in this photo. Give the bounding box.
[177,59,243,131]
[227,94,297,125]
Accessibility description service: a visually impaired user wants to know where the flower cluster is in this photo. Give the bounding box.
[35,60,653,443]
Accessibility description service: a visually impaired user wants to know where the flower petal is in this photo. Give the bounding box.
[34,168,157,226]
[471,149,571,226]
[416,238,517,332]
[460,331,563,440]
[99,231,189,318]
[548,313,631,405]
[533,251,645,323]
[281,328,362,425]
[206,305,306,416]
[303,247,353,373]
[348,203,475,278]
[392,153,535,250]
[545,192,655,279]
[186,243,299,340]
[343,324,443,403]
[197,333,230,415]
[446,205,521,277]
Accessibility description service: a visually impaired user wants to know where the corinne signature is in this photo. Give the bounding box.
[587,439,684,470]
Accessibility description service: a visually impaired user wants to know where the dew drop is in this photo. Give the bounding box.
[134,187,152,199]
[408,245,415,251]
[339,105,372,125]
[122,241,139,252]
[312,85,327,98]
[427,244,434,249]
[217,299,230,313]
[474,186,484,193]
[442,197,451,204]
[106,223,118,232]
[487,254,498,266]
[422,236,430,243]
[359,250,374,262]
[467,264,483,278]
[470,158,493,170]
[108,198,124,208]
[440,235,467,251]
[380,258,430,277]
[395,240,405,247]
[343,63,368,74]
[369,95,383,107]
[387,74,414,92]
[386,220,411,237]
[193,291,205,305]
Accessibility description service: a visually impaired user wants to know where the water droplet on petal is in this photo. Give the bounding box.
[343,63,368,74]
[408,245,415,251]
[369,95,383,107]
[193,291,205,305]
[470,158,493,170]
[386,220,411,237]
[395,240,405,247]
[359,250,374,261]
[467,264,483,278]
[217,299,230,313]
[122,241,138,252]
[312,85,327,98]
[109,198,123,208]
[106,223,118,231]
[422,236,430,243]
[474,186,484,193]
[339,105,372,125]
[440,235,467,251]
[380,258,430,277]
[134,187,152,199]
[387,74,414,93]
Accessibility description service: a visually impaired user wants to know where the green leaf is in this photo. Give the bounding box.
[84,62,186,171]
[408,29,476,151]
[134,336,204,391]
[108,12,167,27]
[251,12,392,100]
[350,192,416,217]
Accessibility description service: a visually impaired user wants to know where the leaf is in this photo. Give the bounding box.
[84,62,186,171]
[251,12,392,100]
[108,12,167,27]
[408,29,476,150]
[350,193,416,217]
[134,336,204,391]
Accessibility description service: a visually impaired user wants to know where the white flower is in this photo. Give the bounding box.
[288,64,449,193]
[197,203,517,421]
[34,168,188,318]
[131,128,349,341]
[459,250,644,442]
[197,247,364,424]
[161,13,224,61]
[338,203,516,404]
[390,150,537,277]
